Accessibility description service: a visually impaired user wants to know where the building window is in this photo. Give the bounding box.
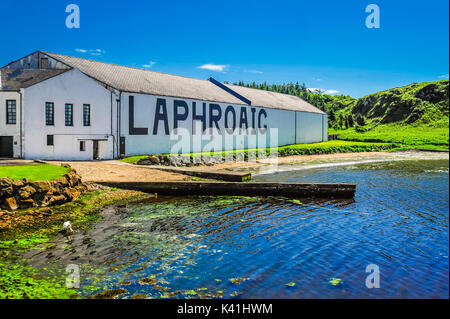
[45,102,54,125]
[80,141,86,151]
[6,100,16,124]
[47,135,54,146]
[65,104,73,126]
[83,104,90,126]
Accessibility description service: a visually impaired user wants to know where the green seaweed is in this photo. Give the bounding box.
[229,277,249,285]
[0,261,77,299]
[285,282,296,287]
[329,278,343,286]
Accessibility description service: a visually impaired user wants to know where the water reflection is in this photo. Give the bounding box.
[8,158,450,298]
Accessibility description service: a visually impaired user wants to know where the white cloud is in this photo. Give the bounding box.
[75,49,105,56]
[142,61,156,68]
[312,77,323,82]
[197,64,229,72]
[307,88,339,95]
[307,87,323,93]
[244,69,263,74]
[438,74,449,79]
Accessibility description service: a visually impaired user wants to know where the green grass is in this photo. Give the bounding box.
[330,122,449,149]
[276,140,395,156]
[0,164,69,181]
[120,155,149,164]
[120,140,397,163]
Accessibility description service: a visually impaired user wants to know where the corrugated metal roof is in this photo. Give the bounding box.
[40,52,324,114]
[43,52,245,105]
[0,68,68,91]
[223,83,325,114]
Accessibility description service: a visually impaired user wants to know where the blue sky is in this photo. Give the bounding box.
[0,0,448,97]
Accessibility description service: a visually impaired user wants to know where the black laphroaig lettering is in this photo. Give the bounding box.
[173,100,189,130]
[239,107,248,131]
[258,109,268,133]
[209,103,222,133]
[153,98,169,135]
[224,105,236,133]
[129,95,148,135]
[192,102,207,134]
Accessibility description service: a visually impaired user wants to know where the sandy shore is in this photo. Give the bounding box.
[47,151,448,183]
[48,160,191,182]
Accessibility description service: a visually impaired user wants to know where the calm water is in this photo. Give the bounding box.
[7,156,450,298]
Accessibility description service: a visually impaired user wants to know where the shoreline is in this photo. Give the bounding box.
[200,150,449,172]
[44,150,450,183]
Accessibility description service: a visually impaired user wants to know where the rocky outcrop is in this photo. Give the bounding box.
[136,154,249,167]
[0,167,89,212]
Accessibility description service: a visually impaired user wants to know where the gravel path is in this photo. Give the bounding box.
[46,160,191,183]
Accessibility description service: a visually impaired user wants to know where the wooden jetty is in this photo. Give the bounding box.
[98,181,356,198]
[147,165,251,182]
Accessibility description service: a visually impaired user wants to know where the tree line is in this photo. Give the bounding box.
[231,81,365,128]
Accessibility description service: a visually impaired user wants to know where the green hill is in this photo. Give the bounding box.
[341,80,448,125]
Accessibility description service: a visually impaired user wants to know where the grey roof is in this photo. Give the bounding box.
[28,51,324,114]
[0,68,68,91]
[223,83,325,114]
[43,52,245,105]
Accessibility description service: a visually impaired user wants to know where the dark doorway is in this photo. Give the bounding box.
[93,140,99,160]
[120,137,126,156]
[0,136,13,157]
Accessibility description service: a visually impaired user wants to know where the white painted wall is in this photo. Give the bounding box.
[23,69,115,160]
[322,114,328,142]
[295,111,326,144]
[120,92,326,155]
[0,90,22,157]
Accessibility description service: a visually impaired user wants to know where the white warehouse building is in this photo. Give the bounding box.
[0,51,327,160]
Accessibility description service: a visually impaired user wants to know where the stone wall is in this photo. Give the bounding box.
[0,167,89,211]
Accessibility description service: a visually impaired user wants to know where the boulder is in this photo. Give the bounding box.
[11,179,25,188]
[74,184,88,193]
[37,207,52,215]
[0,168,88,212]
[65,187,81,200]
[0,178,13,197]
[0,177,12,188]
[47,194,67,206]
[18,185,37,199]
[65,170,82,186]
[19,198,36,208]
[31,180,52,192]
[137,158,152,165]
[4,197,18,210]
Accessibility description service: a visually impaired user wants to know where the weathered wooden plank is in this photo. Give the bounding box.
[98,181,356,198]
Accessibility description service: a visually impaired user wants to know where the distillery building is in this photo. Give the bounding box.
[0,51,327,160]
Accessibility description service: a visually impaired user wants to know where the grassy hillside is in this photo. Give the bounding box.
[235,80,449,149]
[348,80,448,124]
